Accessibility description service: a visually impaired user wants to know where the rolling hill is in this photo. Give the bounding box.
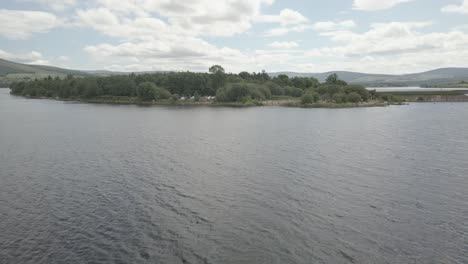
[270,68,468,87]
[0,58,90,87]
[2,58,468,88]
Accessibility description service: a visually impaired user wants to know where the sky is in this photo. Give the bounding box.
[1,0,468,74]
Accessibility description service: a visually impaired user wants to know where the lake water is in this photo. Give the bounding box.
[368,87,468,92]
[1,88,467,264]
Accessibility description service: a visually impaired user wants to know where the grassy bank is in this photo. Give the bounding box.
[284,101,389,108]
[14,93,395,108]
[376,90,468,102]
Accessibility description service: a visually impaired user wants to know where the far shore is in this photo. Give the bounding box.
[8,88,468,108]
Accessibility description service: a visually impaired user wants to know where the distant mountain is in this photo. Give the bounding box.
[85,70,170,76]
[85,70,130,76]
[0,58,90,86]
[2,58,468,88]
[270,68,468,87]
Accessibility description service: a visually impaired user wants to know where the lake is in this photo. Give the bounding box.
[1,89,467,264]
[367,87,468,92]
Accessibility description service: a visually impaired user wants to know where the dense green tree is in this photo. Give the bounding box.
[326,73,338,84]
[209,65,225,74]
[216,83,270,102]
[284,86,303,97]
[347,92,362,103]
[304,90,320,103]
[301,94,314,104]
[209,65,227,91]
[10,70,382,105]
[137,82,157,101]
[273,74,289,86]
[264,81,285,96]
[333,93,347,103]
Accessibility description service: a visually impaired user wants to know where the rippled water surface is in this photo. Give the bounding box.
[1,89,467,264]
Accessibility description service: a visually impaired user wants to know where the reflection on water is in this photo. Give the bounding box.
[1,89,468,264]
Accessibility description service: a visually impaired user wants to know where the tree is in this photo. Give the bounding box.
[210,65,227,91]
[209,65,225,74]
[284,86,303,97]
[306,91,320,102]
[333,93,347,103]
[265,81,284,96]
[326,73,338,84]
[347,92,362,103]
[239,71,251,80]
[137,82,157,101]
[301,94,314,104]
[274,74,289,86]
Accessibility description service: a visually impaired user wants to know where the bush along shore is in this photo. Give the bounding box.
[10,65,414,108]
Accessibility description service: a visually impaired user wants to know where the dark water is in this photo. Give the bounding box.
[1,89,467,264]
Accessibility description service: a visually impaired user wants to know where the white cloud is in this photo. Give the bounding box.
[257,8,308,26]
[87,0,275,37]
[312,20,356,31]
[442,0,468,14]
[353,0,415,11]
[76,8,120,32]
[6,0,466,74]
[298,21,468,73]
[76,1,309,72]
[258,8,310,36]
[264,24,311,37]
[19,0,76,11]
[311,21,436,56]
[0,49,47,63]
[0,9,59,39]
[268,41,299,49]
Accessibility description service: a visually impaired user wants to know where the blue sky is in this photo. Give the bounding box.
[1,0,468,73]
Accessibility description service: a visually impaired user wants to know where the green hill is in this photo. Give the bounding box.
[0,58,90,87]
[270,68,468,87]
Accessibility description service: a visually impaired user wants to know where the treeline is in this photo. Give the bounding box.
[10,65,376,104]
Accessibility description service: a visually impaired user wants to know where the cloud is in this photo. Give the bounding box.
[268,41,299,49]
[353,0,415,11]
[87,0,275,37]
[312,20,356,31]
[298,21,468,73]
[264,24,311,36]
[76,8,120,32]
[258,8,310,36]
[19,0,76,11]
[0,49,49,64]
[257,8,308,26]
[76,1,308,72]
[311,21,435,56]
[442,0,468,14]
[0,9,59,39]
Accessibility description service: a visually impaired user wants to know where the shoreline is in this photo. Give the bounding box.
[12,94,393,108]
[10,92,468,108]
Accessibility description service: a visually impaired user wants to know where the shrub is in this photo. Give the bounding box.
[265,81,285,96]
[333,93,347,103]
[344,85,369,101]
[137,82,171,101]
[301,94,314,104]
[302,91,319,104]
[215,83,270,102]
[284,86,303,97]
[347,92,362,103]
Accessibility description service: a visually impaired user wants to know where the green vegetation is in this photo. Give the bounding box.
[0,58,90,87]
[9,64,403,107]
[271,68,468,87]
[376,89,468,103]
[19,65,468,107]
[422,81,468,88]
